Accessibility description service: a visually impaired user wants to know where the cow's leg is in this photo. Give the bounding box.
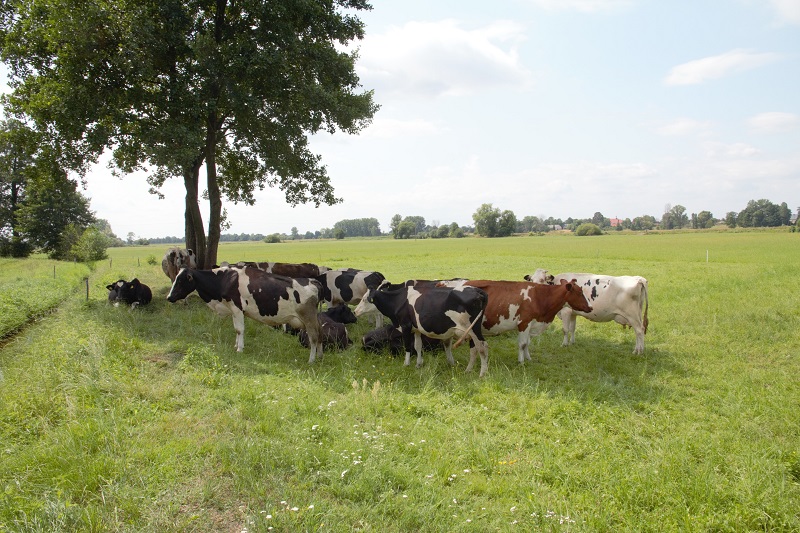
[401,327,414,367]
[232,311,246,352]
[517,329,531,363]
[373,311,383,329]
[444,338,456,366]
[414,332,425,368]
[631,318,645,355]
[300,309,323,363]
[477,340,489,378]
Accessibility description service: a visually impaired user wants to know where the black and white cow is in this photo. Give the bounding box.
[167,266,323,363]
[316,268,386,327]
[115,278,153,308]
[525,269,650,354]
[354,281,490,376]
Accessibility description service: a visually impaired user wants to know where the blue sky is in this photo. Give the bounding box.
[5,0,800,238]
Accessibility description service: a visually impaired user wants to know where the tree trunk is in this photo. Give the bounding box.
[183,161,206,267]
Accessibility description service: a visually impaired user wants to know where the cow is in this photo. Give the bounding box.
[354,280,490,376]
[298,312,352,350]
[105,280,126,303]
[166,266,323,363]
[316,268,386,327]
[162,247,198,282]
[115,278,153,308]
[437,278,593,364]
[525,269,650,354]
[289,304,356,350]
[361,324,445,356]
[229,261,330,278]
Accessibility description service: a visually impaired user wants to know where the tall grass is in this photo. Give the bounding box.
[1,231,799,531]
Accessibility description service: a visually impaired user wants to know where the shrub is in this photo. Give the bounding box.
[264,234,282,243]
[575,223,603,236]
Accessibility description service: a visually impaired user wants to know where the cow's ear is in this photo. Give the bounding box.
[187,273,193,281]
[559,278,568,285]
[106,284,113,290]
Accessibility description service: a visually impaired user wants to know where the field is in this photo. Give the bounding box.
[1,231,799,532]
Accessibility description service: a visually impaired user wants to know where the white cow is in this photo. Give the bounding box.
[525,269,649,354]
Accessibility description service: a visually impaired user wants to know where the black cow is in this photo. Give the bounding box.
[361,324,444,355]
[289,304,356,350]
[355,280,490,376]
[115,278,153,308]
[298,312,352,350]
[316,268,386,328]
[167,266,323,363]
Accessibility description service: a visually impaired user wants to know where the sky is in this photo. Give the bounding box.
[3,0,800,238]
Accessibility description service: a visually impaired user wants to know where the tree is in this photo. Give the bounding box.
[390,214,403,238]
[725,211,737,228]
[736,199,789,228]
[13,159,95,258]
[473,203,500,237]
[1,0,378,268]
[69,226,110,261]
[592,212,606,227]
[497,210,517,237]
[448,222,464,238]
[396,220,416,239]
[291,227,299,240]
[696,211,715,229]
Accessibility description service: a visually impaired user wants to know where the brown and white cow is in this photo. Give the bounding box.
[438,279,593,363]
[525,269,649,354]
[354,280,490,376]
[162,247,198,282]
[167,266,323,363]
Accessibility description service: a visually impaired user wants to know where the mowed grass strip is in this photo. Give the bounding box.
[1,231,799,532]
[0,257,91,338]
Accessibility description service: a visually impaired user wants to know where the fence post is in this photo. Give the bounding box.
[53,265,56,279]
[85,277,89,301]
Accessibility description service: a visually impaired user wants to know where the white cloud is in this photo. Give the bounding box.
[748,112,800,133]
[704,142,762,158]
[664,49,780,86]
[526,0,634,12]
[769,0,800,25]
[360,117,443,139]
[356,20,534,99]
[657,118,713,137]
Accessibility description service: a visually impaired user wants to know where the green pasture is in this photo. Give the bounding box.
[1,231,799,532]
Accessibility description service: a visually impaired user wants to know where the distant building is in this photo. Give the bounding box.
[609,217,623,227]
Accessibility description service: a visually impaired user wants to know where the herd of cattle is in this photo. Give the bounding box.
[106,246,650,377]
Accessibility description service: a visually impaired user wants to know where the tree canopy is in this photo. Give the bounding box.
[1,0,378,267]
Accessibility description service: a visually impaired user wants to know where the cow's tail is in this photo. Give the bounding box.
[453,311,484,349]
[640,278,649,335]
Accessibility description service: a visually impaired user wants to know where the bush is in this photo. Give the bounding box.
[264,234,282,243]
[70,227,110,261]
[575,223,603,236]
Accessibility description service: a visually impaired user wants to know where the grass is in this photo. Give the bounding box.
[1,231,799,531]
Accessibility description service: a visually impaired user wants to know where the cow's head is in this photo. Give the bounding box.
[524,268,555,285]
[324,303,358,324]
[167,268,196,303]
[561,279,592,313]
[106,279,126,300]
